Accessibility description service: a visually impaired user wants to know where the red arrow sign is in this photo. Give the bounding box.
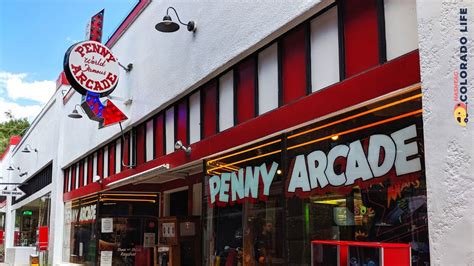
[81,94,127,128]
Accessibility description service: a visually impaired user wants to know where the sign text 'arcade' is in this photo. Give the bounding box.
[207,124,422,207]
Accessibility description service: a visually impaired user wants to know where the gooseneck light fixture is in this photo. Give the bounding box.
[68,104,84,119]
[7,164,20,171]
[22,144,38,153]
[175,140,191,155]
[155,7,196,33]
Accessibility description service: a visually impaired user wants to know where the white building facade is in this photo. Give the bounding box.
[0,0,472,265]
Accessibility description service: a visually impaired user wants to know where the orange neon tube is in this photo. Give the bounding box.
[101,193,158,197]
[207,149,282,172]
[99,198,156,203]
[287,109,422,150]
[207,139,281,165]
[288,93,422,139]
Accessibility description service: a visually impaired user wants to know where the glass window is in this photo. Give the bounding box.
[284,87,428,265]
[204,136,283,265]
[65,193,159,265]
[98,194,159,266]
[67,196,98,265]
[14,195,51,247]
[204,87,429,265]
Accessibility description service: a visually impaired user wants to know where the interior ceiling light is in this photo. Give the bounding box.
[155,7,196,33]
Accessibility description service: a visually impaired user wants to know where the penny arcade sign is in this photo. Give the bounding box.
[205,90,425,207]
[64,41,119,97]
[63,11,127,128]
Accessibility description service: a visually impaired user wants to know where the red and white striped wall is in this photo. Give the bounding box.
[63,0,419,199]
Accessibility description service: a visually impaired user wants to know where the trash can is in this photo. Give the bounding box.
[30,254,39,266]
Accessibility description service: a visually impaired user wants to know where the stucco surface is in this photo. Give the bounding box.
[59,0,327,167]
[417,1,474,265]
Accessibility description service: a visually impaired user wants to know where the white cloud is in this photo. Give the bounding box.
[66,36,80,43]
[0,71,56,123]
[0,71,55,104]
[0,97,42,123]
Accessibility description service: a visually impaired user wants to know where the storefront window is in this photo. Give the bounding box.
[204,87,429,265]
[204,136,284,265]
[65,193,159,266]
[98,194,159,266]
[66,195,98,265]
[14,194,51,247]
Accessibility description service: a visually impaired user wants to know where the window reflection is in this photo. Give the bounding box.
[204,88,429,265]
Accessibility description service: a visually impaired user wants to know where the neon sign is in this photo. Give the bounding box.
[64,40,127,128]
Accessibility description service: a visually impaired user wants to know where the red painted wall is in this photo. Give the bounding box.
[97,149,104,179]
[64,168,69,193]
[202,81,218,138]
[108,142,116,176]
[78,161,84,187]
[136,125,146,165]
[121,133,130,171]
[176,99,188,146]
[71,165,76,190]
[343,0,379,77]
[64,52,420,201]
[281,24,308,104]
[155,114,165,158]
[235,57,256,124]
[88,155,94,184]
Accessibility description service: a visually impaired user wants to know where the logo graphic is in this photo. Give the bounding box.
[453,7,469,126]
[454,102,468,126]
[64,40,119,97]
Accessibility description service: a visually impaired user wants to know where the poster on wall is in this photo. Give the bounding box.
[143,233,155,248]
[100,251,113,266]
[101,218,113,233]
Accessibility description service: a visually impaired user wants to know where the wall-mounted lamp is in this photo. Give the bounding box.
[19,172,28,178]
[7,164,20,171]
[155,7,196,33]
[68,104,84,119]
[174,140,191,155]
[22,144,38,153]
[118,62,133,72]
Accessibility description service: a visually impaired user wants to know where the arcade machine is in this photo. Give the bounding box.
[156,216,201,266]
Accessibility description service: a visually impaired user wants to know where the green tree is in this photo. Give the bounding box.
[0,111,30,154]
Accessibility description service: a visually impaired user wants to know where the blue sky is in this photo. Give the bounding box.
[0,0,136,122]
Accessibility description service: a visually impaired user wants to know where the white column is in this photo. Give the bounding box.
[417,1,474,265]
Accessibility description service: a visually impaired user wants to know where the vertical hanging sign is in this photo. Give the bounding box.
[86,9,104,42]
[64,10,128,128]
